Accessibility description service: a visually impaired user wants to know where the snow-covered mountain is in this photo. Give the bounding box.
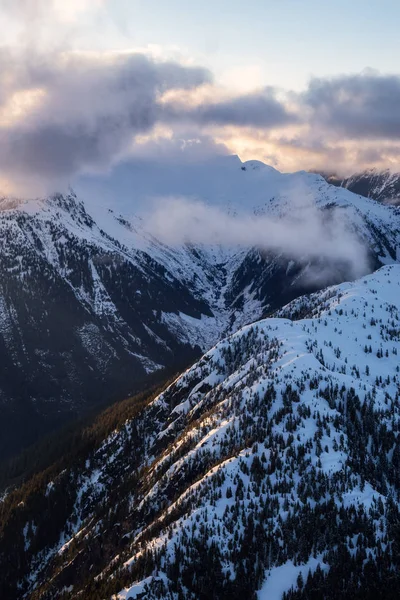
[2,264,400,600]
[322,168,400,206]
[0,156,399,458]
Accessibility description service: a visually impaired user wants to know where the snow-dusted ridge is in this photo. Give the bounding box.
[5,264,400,599]
[324,168,400,206]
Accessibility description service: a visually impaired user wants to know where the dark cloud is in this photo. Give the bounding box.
[304,72,400,140]
[0,46,298,190]
[2,2,400,185]
[165,87,297,129]
[274,135,347,161]
[2,36,400,192]
[0,0,300,191]
[0,51,211,185]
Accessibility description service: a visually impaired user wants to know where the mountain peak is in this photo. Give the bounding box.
[241,159,278,172]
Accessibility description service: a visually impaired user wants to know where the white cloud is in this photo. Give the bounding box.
[53,0,105,22]
[144,193,369,281]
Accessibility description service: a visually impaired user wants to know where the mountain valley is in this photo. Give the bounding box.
[1,157,399,459]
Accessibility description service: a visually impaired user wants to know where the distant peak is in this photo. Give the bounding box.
[241,159,278,173]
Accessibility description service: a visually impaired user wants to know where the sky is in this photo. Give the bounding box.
[1,0,400,195]
[97,1,400,90]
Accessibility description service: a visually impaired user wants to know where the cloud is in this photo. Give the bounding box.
[211,72,400,175]
[2,2,400,185]
[1,0,104,23]
[0,0,102,50]
[163,87,297,129]
[2,0,48,19]
[0,0,297,191]
[207,72,400,176]
[158,71,400,176]
[0,41,299,194]
[1,5,400,194]
[303,71,400,140]
[131,126,230,162]
[144,194,370,281]
[0,50,212,192]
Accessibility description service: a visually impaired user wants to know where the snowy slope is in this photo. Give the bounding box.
[0,156,399,459]
[114,264,400,599]
[323,168,400,206]
[4,264,400,599]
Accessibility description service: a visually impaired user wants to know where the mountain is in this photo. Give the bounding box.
[2,264,400,600]
[1,156,399,459]
[320,169,400,206]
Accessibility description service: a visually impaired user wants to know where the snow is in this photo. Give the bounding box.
[115,264,400,596]
[2,157,400,598]
[259,558,329,600]
[0,156,399,370]
[119,574,169,599]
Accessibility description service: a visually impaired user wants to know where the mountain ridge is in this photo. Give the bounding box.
[0,157,399,459]
[318,168,400,206]
[2,264,400,599]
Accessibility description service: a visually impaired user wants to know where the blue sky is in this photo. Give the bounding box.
[94,0,400,89]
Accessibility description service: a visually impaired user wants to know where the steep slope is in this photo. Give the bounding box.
[2,265,400,599]
[0,193,206,458]
[321,168,400,206]
[1,156,399,458]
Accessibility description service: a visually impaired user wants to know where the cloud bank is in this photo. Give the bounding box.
[3,57,400,195]
[144,195,370,282]
[1,1,400,192]
[0,50,212,191]
[304,72,400,140]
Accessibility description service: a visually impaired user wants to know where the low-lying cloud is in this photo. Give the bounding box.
[145,194,370,282]
[3,60,400,194]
